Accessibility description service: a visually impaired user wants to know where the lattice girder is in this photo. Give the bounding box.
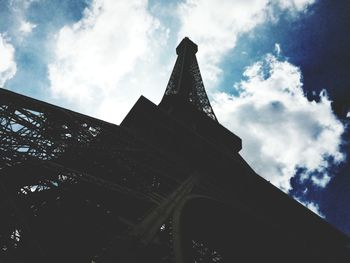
[161,37,218,121]
[0,88,191,262]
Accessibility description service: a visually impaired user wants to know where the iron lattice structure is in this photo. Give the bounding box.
[161,37,217,121]
[0,88,194,262]
[1,37,350,263]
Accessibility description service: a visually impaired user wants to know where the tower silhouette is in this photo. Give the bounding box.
[0,37,349,263]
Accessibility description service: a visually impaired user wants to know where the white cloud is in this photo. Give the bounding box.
[7,0,39,40]
[274,43,281,55]
[176,0,316,89]
[310,173,331,188]
[277,0,316,13]
[19,20,37,34]
[9,0,38,10]
[177,0,269,89]
[48,0,171,123]
[0,34,17,87]
[296,198,325,218]
[212,53,344,192]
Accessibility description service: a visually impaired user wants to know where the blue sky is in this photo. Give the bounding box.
[1,0,350,235]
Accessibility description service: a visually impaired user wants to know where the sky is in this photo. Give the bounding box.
[0,0,350,235]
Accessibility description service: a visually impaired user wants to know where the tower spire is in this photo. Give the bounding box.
[160,37,218,121]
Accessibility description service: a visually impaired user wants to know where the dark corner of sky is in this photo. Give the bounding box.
[221,0,350,119]
[277,0,350,118]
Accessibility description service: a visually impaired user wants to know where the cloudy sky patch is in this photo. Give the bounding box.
[0,34,17,87]
[212,52,344,194]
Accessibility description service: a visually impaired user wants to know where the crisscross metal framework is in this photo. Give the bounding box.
[0,88,196,262]
[1,37,349,263]
[162,37,218,121]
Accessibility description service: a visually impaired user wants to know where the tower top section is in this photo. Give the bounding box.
[160,37,217,122]
[176,37,198,55]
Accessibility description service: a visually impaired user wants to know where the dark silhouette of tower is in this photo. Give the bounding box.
[0,37,349,263]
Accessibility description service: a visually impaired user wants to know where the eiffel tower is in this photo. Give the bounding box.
[0,37,349,263]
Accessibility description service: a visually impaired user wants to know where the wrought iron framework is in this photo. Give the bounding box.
[161,37,217,121]
[0,85,238,263]
[0,88,197,262]
[1,37,349,263]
